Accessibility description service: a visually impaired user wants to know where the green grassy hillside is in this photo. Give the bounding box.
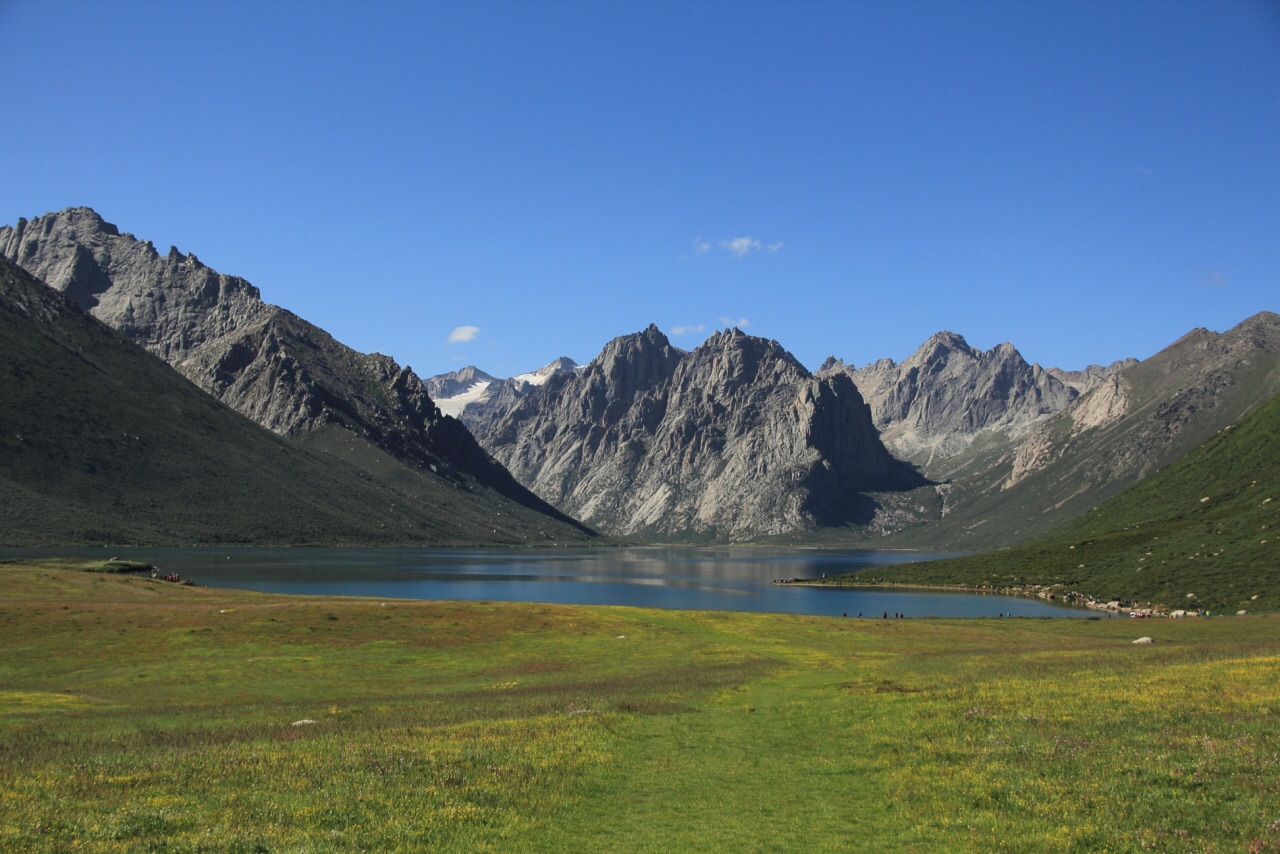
[0,256,597,547]
[2,563,1279,851]
[833,391,1280,612]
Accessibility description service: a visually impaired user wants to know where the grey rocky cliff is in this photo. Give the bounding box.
[896,310,1280,549]
[822,331,1078,467]
[1,207,585,528]
[1046,358,1138,394]
[470,325,924,541]
[1005,312,1280,492]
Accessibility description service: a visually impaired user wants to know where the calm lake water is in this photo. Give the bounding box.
[2,546,1095,618]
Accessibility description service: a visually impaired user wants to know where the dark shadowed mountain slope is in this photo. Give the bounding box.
[1,207,587,533]
[469,325,926,541]
[0,257,596,546]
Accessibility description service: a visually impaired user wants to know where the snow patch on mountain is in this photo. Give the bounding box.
[436,380,493,417]
[429,358,580,418]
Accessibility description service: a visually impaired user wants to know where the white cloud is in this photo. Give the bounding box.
[767,241,784,252]
[448,325,480,343]
[671,323,706,336]
[693,239,712,255]
[719,316,750,329]
[721,236,761,257]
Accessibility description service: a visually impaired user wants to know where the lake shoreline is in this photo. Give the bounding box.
[0,546,1086,618]
[778,578,1214,617]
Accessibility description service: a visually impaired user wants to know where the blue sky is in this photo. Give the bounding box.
[2,0,1277,378]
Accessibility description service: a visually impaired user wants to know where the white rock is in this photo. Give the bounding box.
[1132,637,1154,645]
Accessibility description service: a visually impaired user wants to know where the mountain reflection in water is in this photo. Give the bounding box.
[1,547,1095,618]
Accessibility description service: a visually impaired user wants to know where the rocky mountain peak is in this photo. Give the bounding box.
[455,365,498,384]
[2,207,584,529]
[467,325,923,540]
[1047,358,1139,393]
[431,357,582,422]
[920,330,974,355]
[671,331,811,413]
[839,330,1077,465]
[537,356,579,374]
[1230,310,1280,351]
[588,325,684,409]
[997,310,1280,533]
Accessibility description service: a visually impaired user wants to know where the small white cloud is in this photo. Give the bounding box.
[671,323,706,336]
[719,316,750,329]
[448,325,480,343]
[767,241,784,252]
[722,236,761,257]
[694,239,712,255]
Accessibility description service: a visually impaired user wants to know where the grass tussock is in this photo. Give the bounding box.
[1,563,1279,851]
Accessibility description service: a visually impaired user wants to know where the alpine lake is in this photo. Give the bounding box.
[2,546,1093,618]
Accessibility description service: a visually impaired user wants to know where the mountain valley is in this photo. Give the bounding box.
[4,206,1277,558]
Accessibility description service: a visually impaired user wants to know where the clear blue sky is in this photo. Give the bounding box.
[2,0,1277,377]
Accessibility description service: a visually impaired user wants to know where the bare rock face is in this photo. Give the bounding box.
[1046,358,1138,394]
[1004,311,1280,492]
[822,331,1078,466]
[0,208,578,522]
[2,209,265,362]
[470,325,923,541]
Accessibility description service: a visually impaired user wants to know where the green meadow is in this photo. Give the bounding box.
[2,563,1279,852]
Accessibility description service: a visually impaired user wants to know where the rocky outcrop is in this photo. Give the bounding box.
[1004,312,1280,491]
[873,312,1280,549]
[1046,358,1138,394]
[0,207,588,529]
[470,325,924,541]
[1004,373,1130,487]
[822,332,1078,466]
[428,358,580,419]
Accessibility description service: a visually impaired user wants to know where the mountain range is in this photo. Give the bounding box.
[460,325,925,541]
[439,313,1279,546]
[3,206,1277,549]
[426,358,580,418]
[0,210,593,546]
[883,311,1280,547]
[851,376,1280,614]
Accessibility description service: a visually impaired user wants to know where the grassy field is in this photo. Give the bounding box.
[2,563,1279,851]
